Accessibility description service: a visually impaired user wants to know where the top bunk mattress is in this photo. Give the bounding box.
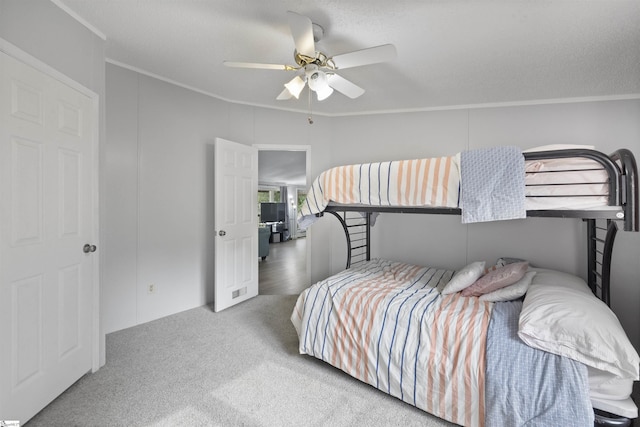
[298,146,615,228]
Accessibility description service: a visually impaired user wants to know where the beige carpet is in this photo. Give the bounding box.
[26,295,455,426]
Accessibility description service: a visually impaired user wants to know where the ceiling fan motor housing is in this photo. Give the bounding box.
[294,50,333,69]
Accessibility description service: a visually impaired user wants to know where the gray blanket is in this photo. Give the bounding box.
[460,146,526,223]
[485,300,594,426]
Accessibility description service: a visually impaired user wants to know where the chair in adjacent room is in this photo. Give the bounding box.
[258,226,270,260]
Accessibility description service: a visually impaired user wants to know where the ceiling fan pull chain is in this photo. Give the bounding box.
[307,86,314,124]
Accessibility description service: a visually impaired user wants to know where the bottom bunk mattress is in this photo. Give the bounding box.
[290,259,594,427]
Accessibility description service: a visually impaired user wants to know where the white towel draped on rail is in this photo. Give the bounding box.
[459,146,526,224]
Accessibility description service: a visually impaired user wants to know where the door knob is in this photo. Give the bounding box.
[83,244,97,254]
[218,230,226,237]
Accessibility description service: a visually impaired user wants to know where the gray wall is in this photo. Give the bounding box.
[104,64,333,333]
[0,0,105,93]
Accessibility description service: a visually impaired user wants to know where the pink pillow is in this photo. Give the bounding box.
[461,261,529,297]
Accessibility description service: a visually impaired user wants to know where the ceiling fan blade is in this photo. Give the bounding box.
[223,61,295,71]
[287,11,316,58]
[327,74,365,99]
[331,44,397,70]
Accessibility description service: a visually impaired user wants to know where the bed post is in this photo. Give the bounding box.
[587,219,597,295]
[611,148,638,232]
[600,220,617,307]
[587,218,618,306]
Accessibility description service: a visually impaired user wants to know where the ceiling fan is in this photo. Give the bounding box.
[224,11,397,103]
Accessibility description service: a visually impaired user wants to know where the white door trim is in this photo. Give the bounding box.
[0,37,101,372]
[254,144,311,287]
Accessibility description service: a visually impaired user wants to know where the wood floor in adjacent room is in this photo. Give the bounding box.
[259,237,309,295]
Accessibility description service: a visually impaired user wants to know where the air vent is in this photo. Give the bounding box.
[232,287,247,299]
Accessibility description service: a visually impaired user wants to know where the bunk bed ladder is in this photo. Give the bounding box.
[325,211,371,269]
[586,218,618,307]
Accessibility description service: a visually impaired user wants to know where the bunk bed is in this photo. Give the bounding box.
[291,146,639,427]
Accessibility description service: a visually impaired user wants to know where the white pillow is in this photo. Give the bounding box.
[441,261,485,295]
[518,276,640,380]
[587,366,633,401]
[479,271,536,302]
[528,267,592,294]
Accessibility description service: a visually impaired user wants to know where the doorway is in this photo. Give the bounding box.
[254,145,311,295]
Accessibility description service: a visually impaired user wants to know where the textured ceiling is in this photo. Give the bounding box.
[58,0,640,116]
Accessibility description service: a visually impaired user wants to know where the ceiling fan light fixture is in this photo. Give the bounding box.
[284,75,305,99]
[315,85,333,101]
[306,69,326,91]
[306,66,333,100]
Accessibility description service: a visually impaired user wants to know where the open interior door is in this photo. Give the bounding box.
[214,138,258,312]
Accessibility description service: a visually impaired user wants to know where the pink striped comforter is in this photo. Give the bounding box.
[291,259,493,427]
[298,155,460,228]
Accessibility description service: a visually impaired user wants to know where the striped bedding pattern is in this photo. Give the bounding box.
[298,155,460,228]
[297,148,613,228]
[291,259,493,427]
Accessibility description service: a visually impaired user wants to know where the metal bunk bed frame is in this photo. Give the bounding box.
[312,147,638,426]
[320,148,638,307]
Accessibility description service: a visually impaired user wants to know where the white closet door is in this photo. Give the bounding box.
[0,50,98,423]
